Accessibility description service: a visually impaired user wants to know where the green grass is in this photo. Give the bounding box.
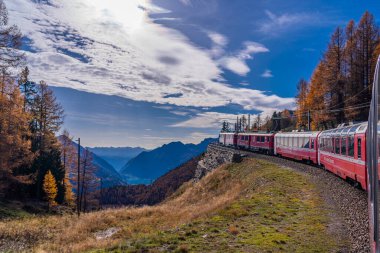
[99,159,344,253]
[0,201,34,220]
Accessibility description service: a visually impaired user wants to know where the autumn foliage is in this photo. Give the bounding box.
[296,11,380,130]
[43,170,58,209]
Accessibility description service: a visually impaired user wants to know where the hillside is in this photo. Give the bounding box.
[121,138,216,183]
[0,158,344,252]
[88,147,146,171]
[101,155,200,206]
[58,136,125,188]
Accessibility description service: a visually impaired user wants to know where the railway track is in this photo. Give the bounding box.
[212,143,369,252]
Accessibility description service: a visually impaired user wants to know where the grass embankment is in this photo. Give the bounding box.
[0,159,342,252]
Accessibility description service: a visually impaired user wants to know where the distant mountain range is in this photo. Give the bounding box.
[101,155,201,206]
[120,138,217,183]
[58,136,126,188]
[88,147,146,172]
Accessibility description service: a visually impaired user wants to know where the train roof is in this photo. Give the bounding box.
[319,122,368,136]
[275,131,320,138]
[238,132,275,136]
[220,132,237,135]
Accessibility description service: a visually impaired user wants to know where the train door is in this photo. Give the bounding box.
[354,135,366,189]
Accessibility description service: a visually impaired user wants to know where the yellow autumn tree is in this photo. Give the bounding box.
[64,176,75,207]
[43,170,58,210]
[307,62,330,130]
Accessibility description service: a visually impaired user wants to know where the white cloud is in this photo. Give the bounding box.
[219,41,269,76]
[5,0,293,114]
[208,32,228,47]
[261,69,273,78]
[171,112,238,129]
[179,0,192,6]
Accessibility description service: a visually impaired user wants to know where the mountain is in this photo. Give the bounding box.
[58,136,126,188]
[120,138,216,183]
[101,155,200,206]
[87,147,146,172]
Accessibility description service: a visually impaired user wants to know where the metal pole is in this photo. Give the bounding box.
[248,114,251,131]
[308,110,311,131]
[77,138,80,217]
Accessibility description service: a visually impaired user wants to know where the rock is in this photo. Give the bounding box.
[194,143,242,181]
[94,227,121,240]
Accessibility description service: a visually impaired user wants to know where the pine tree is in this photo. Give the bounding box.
[295,79,309,129]
[18,67,37,112]
[43,170,58,210]
[30,81,65,201]
[0,0,24,71]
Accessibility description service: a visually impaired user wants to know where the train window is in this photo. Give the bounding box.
[303,137,310,148]
[256,136,260,142]
[348,136,354,157]
[311,139,314,149]
[341,137,347,156]
[261,136,265,142]
[358,138,362,159]
[335,138,340,154]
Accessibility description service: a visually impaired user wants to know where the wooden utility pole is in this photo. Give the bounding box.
[77,138,81,217]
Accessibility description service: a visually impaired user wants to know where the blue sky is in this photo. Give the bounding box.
[5,0,380,148]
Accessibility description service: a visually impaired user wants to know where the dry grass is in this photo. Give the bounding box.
[0,163,242,252]
[0,158,343,252]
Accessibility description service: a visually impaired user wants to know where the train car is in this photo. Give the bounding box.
[318,123,367,189]
[237,133,251,149]
[248,133,275,154]
[219,132,238,147]
[274,131,320,164]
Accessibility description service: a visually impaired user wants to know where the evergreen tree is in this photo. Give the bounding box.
[18,67,37,112]
[30,81,65,201]
[0,0,24,71]
[43,170,58,210]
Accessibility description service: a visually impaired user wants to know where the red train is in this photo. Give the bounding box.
[219,122,370,190]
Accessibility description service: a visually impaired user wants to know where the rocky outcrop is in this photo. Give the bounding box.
[194,143,242,181]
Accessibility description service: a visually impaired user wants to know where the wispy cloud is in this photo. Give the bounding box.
[261,69,273,78]
[6,0,293,115]
[171,112,238,129]
[259,10,332,35]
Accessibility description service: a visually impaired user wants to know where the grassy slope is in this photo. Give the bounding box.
[0,159,344,252]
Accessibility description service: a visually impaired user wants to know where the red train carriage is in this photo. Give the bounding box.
[274,131,320,164]
[219,132,238,147]
[318,123,367,190]
[249,133,275,154]
[237,133,251,149]
[237,133,275,154]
